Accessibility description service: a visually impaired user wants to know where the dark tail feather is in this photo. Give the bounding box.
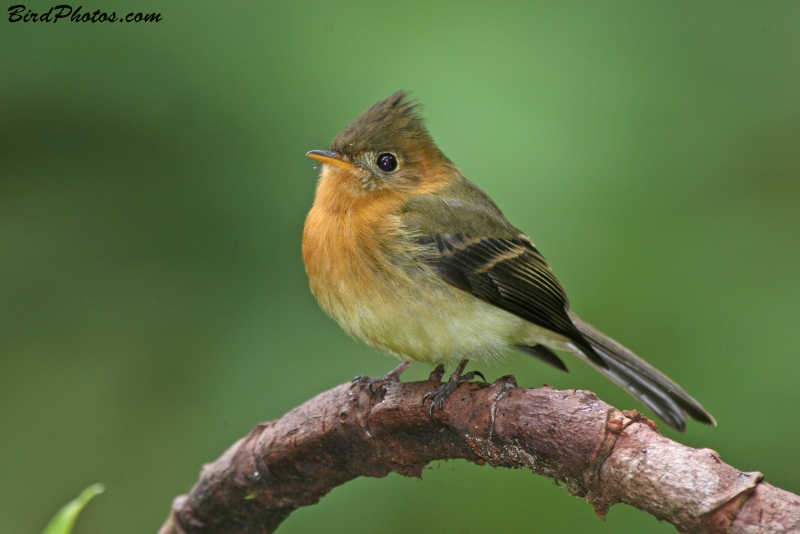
[568,311,716,432]
[517,344,569,372]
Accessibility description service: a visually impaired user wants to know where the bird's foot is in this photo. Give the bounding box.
[351,361,412,400]
[423,359,485,418]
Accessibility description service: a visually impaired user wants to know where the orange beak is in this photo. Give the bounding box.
[306,150,355,170]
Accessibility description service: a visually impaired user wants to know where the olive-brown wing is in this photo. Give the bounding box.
[422,233,605,368]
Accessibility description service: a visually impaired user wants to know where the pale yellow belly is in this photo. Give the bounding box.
[312,265,572,365]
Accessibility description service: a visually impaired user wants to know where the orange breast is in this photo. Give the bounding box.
[302,166,411,333]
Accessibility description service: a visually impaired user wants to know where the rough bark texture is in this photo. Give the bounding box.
[159,374,800,534]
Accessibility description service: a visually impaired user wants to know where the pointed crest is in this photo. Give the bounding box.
[331,91,436,156]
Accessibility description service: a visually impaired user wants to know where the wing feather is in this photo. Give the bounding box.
[422,233,605,367]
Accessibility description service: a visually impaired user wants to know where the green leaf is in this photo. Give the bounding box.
[42,483,105,534]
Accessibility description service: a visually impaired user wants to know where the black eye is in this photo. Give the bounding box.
[376,153,398,172]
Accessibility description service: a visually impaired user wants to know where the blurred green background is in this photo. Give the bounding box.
[2,1,799,533]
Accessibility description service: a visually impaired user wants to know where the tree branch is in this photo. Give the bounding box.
[158,374,800,534]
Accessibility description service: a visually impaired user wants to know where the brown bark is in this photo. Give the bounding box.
[158,373,800,534]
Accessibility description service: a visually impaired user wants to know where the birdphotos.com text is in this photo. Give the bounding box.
[8,5,161,23]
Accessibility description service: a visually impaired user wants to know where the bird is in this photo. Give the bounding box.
[303,91,715,432]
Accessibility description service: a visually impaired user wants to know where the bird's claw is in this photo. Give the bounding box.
[351,375,393,399]
[350,375,370,391]
[350,362,411,399]
[423,370,484,418]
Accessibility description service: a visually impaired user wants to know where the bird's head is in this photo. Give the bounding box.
[307,91,451,194]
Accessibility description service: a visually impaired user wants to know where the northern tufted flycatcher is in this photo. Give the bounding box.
[303,91,715,431]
